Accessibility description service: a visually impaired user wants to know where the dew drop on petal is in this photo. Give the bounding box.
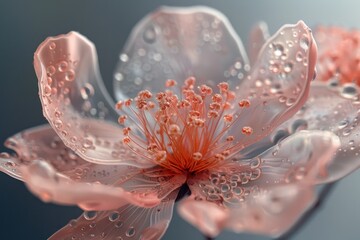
[58,61,68,72]
[80,83,95,100]
[84,211,97,220]
[65,70,75,81]
[126,226,136,237]
[109,211,119,222]
[49,42,56,50]
[143,25,157,44]
[300,35,309,51]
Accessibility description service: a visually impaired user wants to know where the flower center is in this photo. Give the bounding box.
[116,77,253,174]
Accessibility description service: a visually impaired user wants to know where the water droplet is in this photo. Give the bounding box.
[54,119,63,129]
[286,98,296,106]
[120,54,129,62]
[49,42,56,50]
[80,83,95,100]
[341,84,358,99]
[84,211,97,220]
[83,139,93,149]
[109,211,119,222]
[278,96,287,103]
[65,70,75,81]
[232,187,243,195]
[143,25,157,44]
[296,51,303,62]
[284,62,293,73]
[338,119,349,129]
[44,85,52,96]
[126,227,136,237]
[300,35,309,51]
[114,72,124,82]
[271,43,284,57]
[343,128,351,136]
[292,119,308,132]
[47,65,56,76]
[234,61,242,69]
[58,61,68,72]
[220,184,230,192]
[115,221,123,228]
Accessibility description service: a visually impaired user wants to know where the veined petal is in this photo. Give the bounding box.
[0,125,186,210]
[49,191,178,240]
[248,21,269,65]
[225,184,315,237]
[226,130,340,185]
[180,173,315,237]
[226,21,317,152]
[279,82,360,183]
[21,160,161,211]
[34,32,152,166]
[113,6,249,100]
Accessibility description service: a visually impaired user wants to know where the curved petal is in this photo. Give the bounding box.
[34,32,152,166]
[21,160,161,211]
[0,125,186,210]
[225,21,317,152]
[49,191,178,240]
[279,82,360,183]
[113,6,249,100]
[225,184,315,237]
[180,173,315,237]
[227,130,340,185]
[248,21,269,65]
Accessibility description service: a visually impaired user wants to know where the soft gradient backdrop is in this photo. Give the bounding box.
[1,0,360,239]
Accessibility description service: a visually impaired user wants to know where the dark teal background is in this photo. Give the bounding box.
[1,0,360,239]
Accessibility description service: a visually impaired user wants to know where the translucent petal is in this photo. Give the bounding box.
[0,125,185,210]
[49,191,178,240]
[34,32,152,166]
[227,130,340,185]
[21,160,162,211]
[181,173,315,237]
[279,82,360,183]
[225,184,315,237]
[248,21,269,65]
[226,21,317,151]
[113,6,249,100]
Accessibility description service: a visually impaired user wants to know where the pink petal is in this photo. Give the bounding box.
[113,6,249,100]
[181,173,315,237]
[0,125,186,210]
[228,130,340,185]
[21,160,162,211]
[279,82,360,183]
[248,21,269,65]
[178,195,228,237]
[225,184,315,237]
[49,191,178,240]
[226,21,317,151]
[34,32,152,167]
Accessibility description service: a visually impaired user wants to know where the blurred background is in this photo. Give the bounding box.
[1,0,360,239]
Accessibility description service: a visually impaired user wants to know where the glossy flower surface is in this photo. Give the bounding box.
[1,6,359,240]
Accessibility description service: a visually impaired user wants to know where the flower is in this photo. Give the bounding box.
[315,26,360,85]
[0,6,359,239]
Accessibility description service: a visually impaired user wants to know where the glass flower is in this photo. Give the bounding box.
[1,6,359,239]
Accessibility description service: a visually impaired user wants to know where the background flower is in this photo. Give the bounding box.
[2,1,360,240]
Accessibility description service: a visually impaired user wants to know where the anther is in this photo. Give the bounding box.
[242,126,253,135]
[238,99,251,108]
[118,115,127,124]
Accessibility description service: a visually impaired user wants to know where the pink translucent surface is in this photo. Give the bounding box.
[1,5,359,240]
